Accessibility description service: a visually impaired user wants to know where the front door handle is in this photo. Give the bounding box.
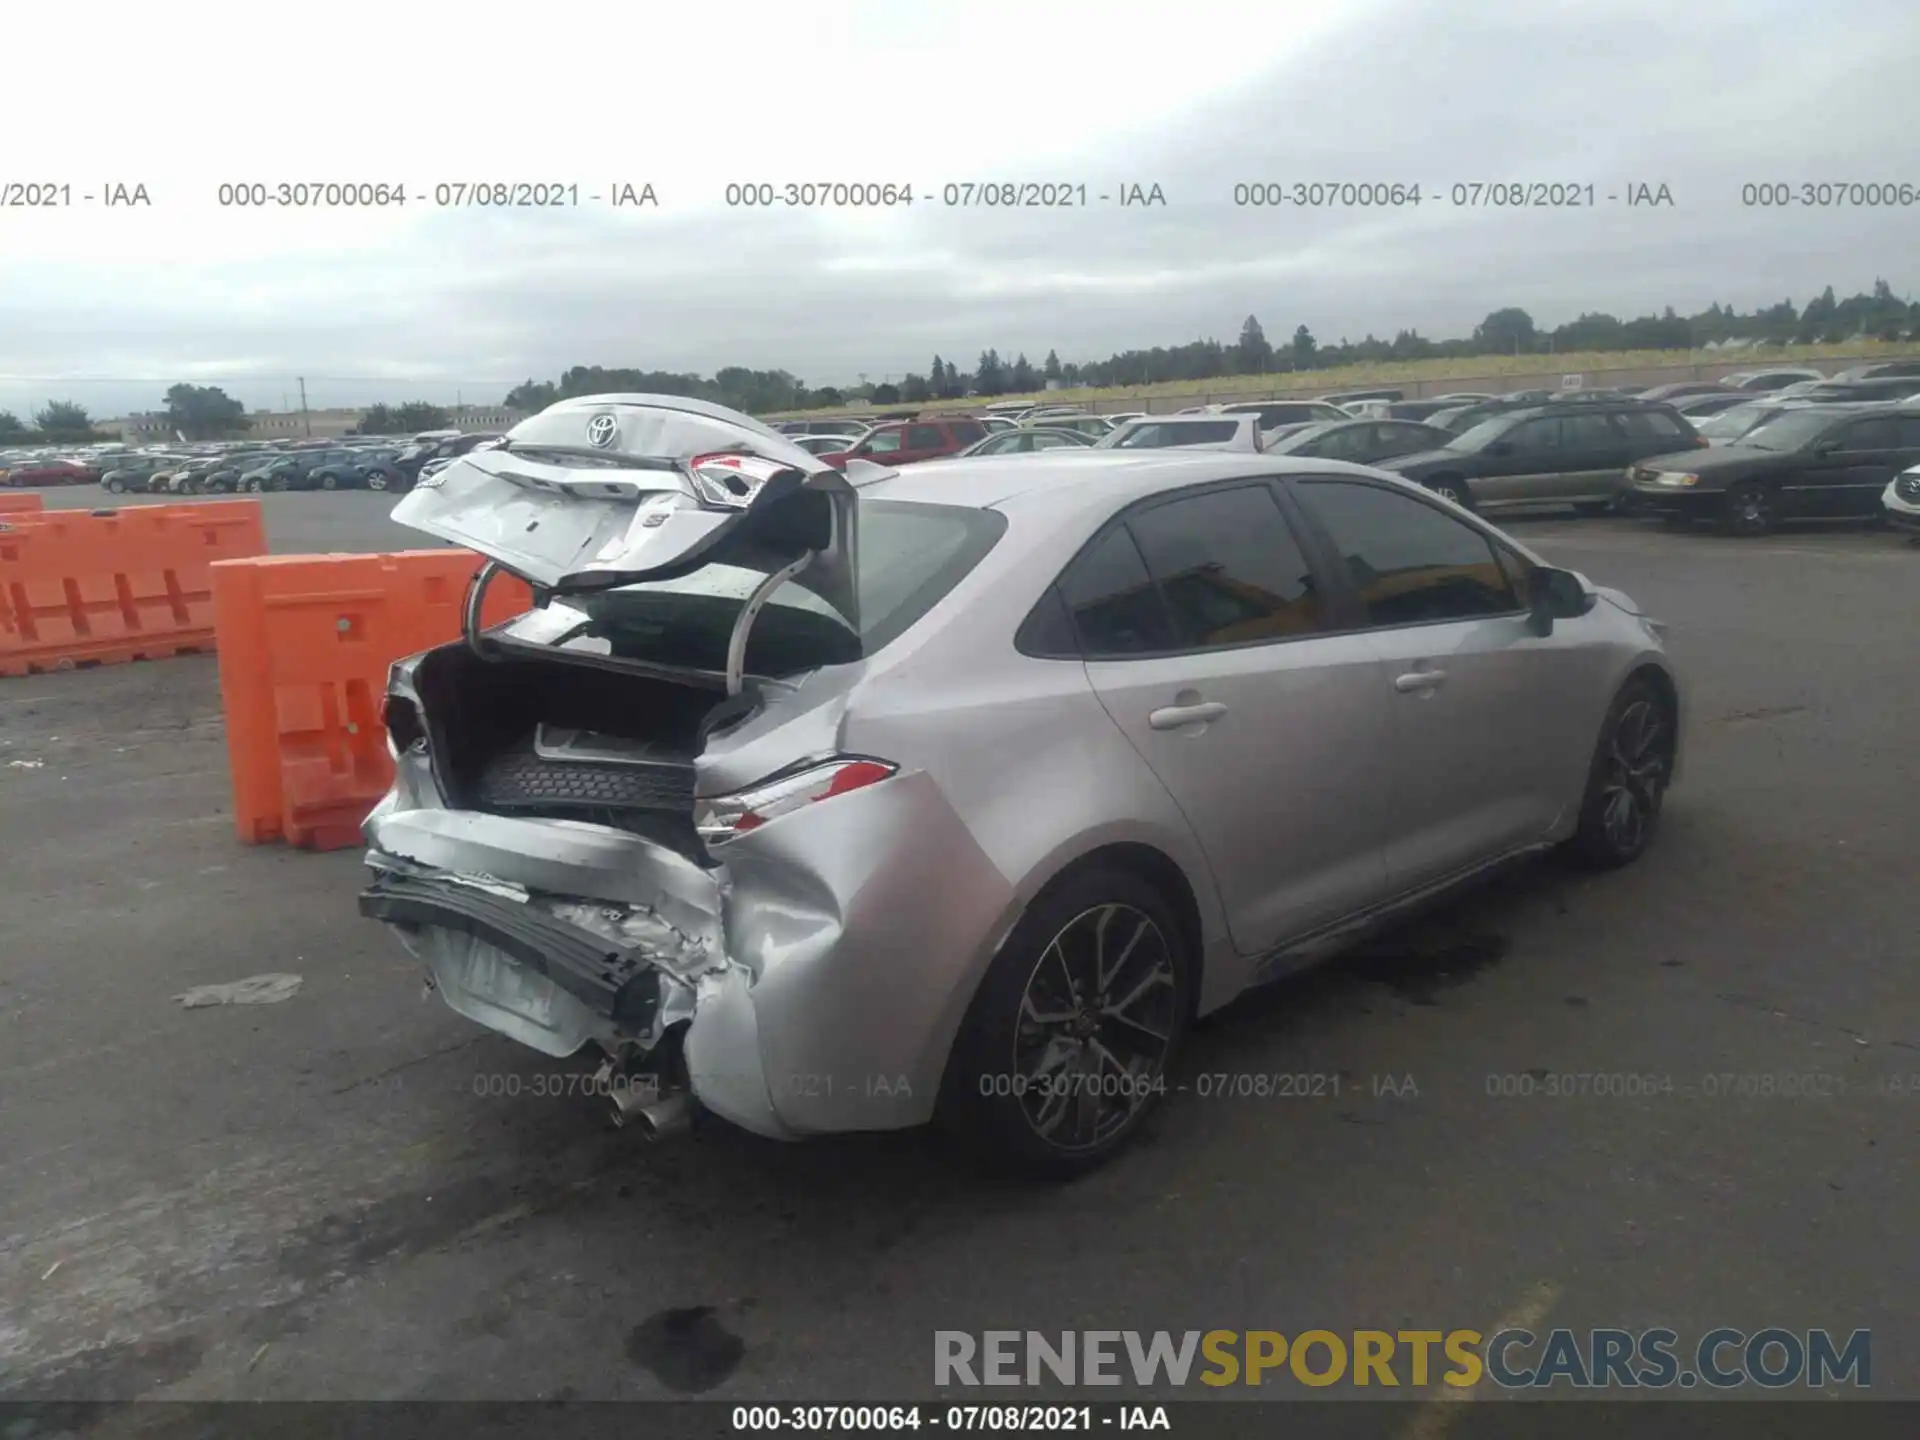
[1394,670,1448,693]
[1149,701,1228,730]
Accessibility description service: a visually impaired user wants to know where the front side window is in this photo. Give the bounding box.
[1126,485,1328,648]
[1293,480,1520,627]
[1834,417,1899,451]
[863,429,904,454]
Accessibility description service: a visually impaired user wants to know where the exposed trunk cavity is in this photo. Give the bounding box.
[411,643,734,863]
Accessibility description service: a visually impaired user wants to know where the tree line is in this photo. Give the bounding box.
[497,281,1917,412]
[3,280,1913,445]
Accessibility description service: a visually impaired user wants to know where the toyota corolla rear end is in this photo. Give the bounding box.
[357,394,1021,1142]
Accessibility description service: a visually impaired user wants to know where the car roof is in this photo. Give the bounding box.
[855,448,1391,512]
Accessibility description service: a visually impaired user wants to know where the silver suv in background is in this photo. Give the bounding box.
[358,395,1683,1176]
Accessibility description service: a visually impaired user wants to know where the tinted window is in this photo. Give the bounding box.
[1126,485,1327,648]
[864,429,904,454]
[567,500,1004,676]
[1114,420,1241,448]
[1643,410,1690,439]
[1294,481,1520,626]
[905,425,943,449]
[1031,432,1079,450]
[1059,528,1176,656]
[1303,424,1366,460]
[1834,417,1899,450]
[950,421,986,443]
[1504,417,1563,453]
[1561,413,1621,449]
[1375,423,1438,457]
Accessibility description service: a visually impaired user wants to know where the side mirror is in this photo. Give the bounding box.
[1527,567,1589,636]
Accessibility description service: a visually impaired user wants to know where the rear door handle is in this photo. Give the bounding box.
[1149,701,1228,730]
[1394,670,1447,693]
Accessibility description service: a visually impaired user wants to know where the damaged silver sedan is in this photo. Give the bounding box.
[360,393,1683,1176]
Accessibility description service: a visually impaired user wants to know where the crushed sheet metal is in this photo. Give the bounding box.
[173,974,304,1008]
[544,897,722,981]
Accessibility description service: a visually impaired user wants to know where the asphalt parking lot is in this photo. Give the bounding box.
[3,489,1918,1414]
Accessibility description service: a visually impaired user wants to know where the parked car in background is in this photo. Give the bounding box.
[1379,398,1483,423]
[1781,377,1920,404]
[1104,412,1149,426]
[1261,419,1456,466]
[1669,393,1753,418]
[1425,391,1636,436]
[1096,414,1270,452]
[1315,387,1404,405]
[1628,404,1920,535]
[360,392,1682,1175]
[1215,400,1350,428]
[301,448,381,491]
[99,457,167,493]
[1719,367,1824,392]
[776,420,871,437]
[1691,399,1822,446]
[1638,382,1739,403]
[1882,463,1920,538]
[792,434,867,457]
[1024,414,1116,440]
[822,417,986,467]
[980,417,1021,433]
[4,457,97,486]
[950,427,1097,457]
[1376,401,1705,513]
[1830,361,1920,382]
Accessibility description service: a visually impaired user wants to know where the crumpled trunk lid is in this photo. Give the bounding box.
[389,394,867,626]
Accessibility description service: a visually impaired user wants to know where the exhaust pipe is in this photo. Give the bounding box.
[608,1086,693,1141]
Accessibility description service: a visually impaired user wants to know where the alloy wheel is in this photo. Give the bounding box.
[1012,903,1178,1153]
[1597,698,1669,855]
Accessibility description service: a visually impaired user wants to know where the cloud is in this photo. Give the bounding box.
[2,0,1916,417]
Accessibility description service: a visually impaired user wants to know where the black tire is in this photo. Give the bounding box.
[366,472,389,492]
[1563,677,1675,870]
[320,472,339,491]
[104,477,124,494]
[1720,481,1775,537]
[942,866,1194,1180]
[1425,475,1475,511]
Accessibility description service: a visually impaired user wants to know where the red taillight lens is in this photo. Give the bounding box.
[696,758,897,845]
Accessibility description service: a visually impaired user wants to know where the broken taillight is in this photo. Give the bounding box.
[694,758,897,845]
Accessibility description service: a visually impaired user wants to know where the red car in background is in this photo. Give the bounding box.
[2,457,99,487]
[819,416,986,467]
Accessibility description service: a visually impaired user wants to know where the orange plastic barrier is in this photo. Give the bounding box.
[212,551,532,850]
[0,502,267,677]
[0,494,45,516]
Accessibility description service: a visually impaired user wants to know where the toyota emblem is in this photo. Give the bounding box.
[586,414,619,449]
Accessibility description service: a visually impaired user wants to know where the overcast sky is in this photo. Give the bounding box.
[3,0,1917,419]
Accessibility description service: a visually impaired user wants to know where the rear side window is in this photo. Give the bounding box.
[1059,529,1177,656]
[906,425,943,449]
[950,421,986,443]
[1293,480,1520,627]
[564,500,1005,677]
[1641,409,1690,440]
[1127,485,1329,647]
